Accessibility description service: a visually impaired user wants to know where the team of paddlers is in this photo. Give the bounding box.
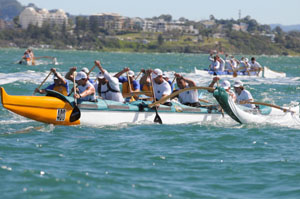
[35,57,256,109]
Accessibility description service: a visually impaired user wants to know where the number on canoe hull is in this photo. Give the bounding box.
[56,109,66,121]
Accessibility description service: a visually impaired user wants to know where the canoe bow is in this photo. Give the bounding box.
[0,87,80,125]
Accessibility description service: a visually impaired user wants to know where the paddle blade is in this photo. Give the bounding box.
[233,71,237,77]
[154,108,162,124]
[70,106,81,122]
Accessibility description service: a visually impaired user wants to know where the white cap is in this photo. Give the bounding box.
[97,70,106,79]
[221,80,231,89]
[75,71,87,81]
[245,58,249,62]
[81,67,89,74]
[233,80,243,87]
[128,70,134,77]
[53,72,62,80]
[162,73,167,78]
[152,68,163,78]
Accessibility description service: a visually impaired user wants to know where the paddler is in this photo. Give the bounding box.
[162,72,175,91]
[173,73,201,107]
[74,71,96,102]
[208,77,236,101]
[65,67,94,84]
[27,48,35,65]
[93,60,124,102]
[146,68,172,106]
[249,57,263,75]
[139,68,153,99]
[114,67,140,100]
[34,68,69,96]
[233,80,255,108]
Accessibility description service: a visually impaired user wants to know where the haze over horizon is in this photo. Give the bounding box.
[17,0,300,26]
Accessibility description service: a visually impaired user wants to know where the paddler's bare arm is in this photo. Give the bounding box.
[208,77,219,93]
[65,67,77,81]
[74,86,95,99]
[95,60,109,78]
[51,68,66,85]
[114,67,130,78]
[139,69,151,85]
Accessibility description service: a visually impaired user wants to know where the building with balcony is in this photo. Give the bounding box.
[19,7,68,29]
[89,13,123,30]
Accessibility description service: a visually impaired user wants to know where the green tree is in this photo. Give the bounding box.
[90,18,99,34]
[157,34,164,45]
[158,14,172,22]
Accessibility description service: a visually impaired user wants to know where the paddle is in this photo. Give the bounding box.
[149,86,214,108]
[198,92,211,104]
[199,98,211,104]
[240,101,296,113]
[68,65,96,97]
[73,71,77,105]
[232,67,259,77]
[233,70,238,77]
[171,76,176,84]
[33,71,52,95]
[149,74,162,124]
[69,71,81,122]
[33,56,56,60]
[87,65,96,76]
[17,58,24,64]
[134,71,142,80]
[228,66,248,78]
[127,71,135,102]
[1,126,45,136]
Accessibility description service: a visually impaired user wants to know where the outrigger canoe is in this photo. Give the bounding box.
[0,87,234,126]
[18,57,58,66]
[194,66,286,78]
[213,87,300,126]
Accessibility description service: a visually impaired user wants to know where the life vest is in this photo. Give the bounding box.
[122,82,138,95]
[53,85,68,96]
[141,84,153,97]
[98,82,120,95]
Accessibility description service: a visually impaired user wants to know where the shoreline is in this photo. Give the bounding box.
[1,47,300,57]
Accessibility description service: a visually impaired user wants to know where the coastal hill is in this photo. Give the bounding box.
[0,1,299,55]
[270,24,300,32]
[0,0,23,20]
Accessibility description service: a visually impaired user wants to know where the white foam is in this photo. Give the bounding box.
[0,71,55,85]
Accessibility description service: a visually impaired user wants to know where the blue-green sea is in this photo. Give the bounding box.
[1,48,300,198]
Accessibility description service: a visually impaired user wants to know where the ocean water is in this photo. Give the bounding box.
[1,48,300,198]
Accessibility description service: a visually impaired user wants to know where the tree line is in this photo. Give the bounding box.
[0,14,299,55]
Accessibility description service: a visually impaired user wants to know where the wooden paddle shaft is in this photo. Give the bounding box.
[73,71,77,105]
[87,65,96,76]
[149,86,214,108]
[127,71,133,93]
[33,71,52,95]
[240,101,295,113]
[134,71,142,80]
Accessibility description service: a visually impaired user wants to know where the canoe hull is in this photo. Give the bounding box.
[194,66,286,78]
[79,109,228,126]
[1,87,233,126]
[1,87,80,125]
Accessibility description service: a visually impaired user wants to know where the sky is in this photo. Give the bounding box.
[18,0,300,25]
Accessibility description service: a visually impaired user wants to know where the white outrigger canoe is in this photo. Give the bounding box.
[194,66,286,78]
[213,87,300,127]
[0,87,235,126]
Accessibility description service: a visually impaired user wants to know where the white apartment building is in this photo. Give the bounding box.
[19,7,68,29]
